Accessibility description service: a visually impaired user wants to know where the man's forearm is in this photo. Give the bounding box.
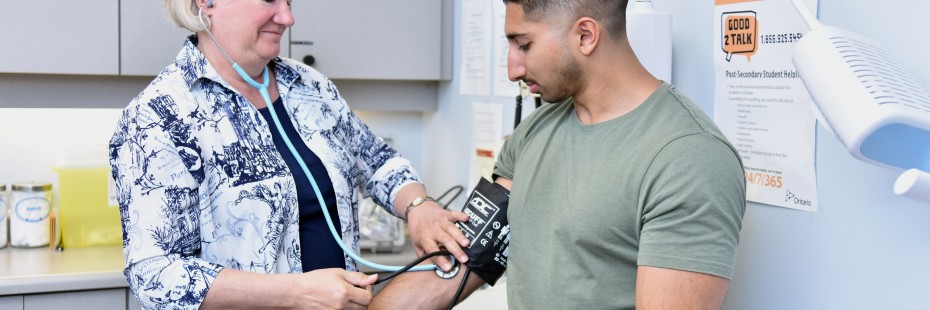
[371,268,487,310]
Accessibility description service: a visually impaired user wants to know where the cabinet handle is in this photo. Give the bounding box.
[302,55,315,66]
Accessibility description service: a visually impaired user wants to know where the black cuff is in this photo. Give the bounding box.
[456,178,510,286]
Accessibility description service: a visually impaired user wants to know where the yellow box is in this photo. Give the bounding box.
[55,166,122,248]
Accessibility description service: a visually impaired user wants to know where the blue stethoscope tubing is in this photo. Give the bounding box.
[198,7,435,273]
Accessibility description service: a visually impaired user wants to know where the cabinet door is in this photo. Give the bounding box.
[24,289,125,310]
[119,0,191,76]
[126,289,142,310]
[0,295,24,310]
[0,1,119,75]
[290,0,442,80]
[120,0,290,76]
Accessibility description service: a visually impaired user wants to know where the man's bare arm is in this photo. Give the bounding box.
[635,266,730,310]
[370,267,487,309]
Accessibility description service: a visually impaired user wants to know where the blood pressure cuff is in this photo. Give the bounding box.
[455,178,510,286]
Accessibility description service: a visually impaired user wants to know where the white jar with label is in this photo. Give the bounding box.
[11,182,52,247]
[0,183,7,248]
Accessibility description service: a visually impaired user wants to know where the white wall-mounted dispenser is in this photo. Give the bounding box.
[789,0,930,203]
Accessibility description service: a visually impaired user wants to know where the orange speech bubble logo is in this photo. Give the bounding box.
[721,11,759,62]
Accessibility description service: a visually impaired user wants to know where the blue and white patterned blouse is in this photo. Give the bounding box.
[109,37,421,310]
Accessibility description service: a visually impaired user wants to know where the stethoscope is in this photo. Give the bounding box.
[197,1,456,279]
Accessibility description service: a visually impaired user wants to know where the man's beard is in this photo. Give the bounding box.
[539,48,581,103]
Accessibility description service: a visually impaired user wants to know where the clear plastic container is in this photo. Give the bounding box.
[10,182,52,247]
[1,183,8,249]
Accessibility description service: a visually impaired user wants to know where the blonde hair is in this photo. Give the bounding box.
[164,0,208,32]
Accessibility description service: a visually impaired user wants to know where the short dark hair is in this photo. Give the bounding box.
[503,0,630,38]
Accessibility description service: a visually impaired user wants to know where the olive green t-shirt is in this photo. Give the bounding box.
[493,82,746,310]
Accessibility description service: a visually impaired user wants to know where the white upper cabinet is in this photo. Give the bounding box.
[0,1,119,75]
[289,0,445,80]
[1,1,442,78]
[119,0,192,76]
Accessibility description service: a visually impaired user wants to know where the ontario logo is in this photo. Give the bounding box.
[784,189,812,207]
[721,11,759,62]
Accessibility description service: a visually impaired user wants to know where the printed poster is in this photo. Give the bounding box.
[459,0,492,96]
[713,0,819,212]
[492,0,520,98]
[469,102,504,191]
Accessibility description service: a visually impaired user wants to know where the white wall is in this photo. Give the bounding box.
[426,0,930,309]
[0,109,122,207]
[647,1,930,309]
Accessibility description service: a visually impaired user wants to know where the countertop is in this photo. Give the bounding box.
[0,246,126,296]
[0,241,418,296]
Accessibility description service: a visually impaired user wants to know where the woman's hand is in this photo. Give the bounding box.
[406,201,471,271]
[291,269,378,310]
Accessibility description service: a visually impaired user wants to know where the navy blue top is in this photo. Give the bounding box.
[258,97,345,272]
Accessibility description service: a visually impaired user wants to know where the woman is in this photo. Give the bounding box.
[109,0,470,309]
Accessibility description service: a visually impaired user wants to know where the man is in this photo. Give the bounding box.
[371,0,746,309]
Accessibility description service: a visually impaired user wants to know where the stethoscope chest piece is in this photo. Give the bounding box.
[435,263,460,279]
[434,255,460,279]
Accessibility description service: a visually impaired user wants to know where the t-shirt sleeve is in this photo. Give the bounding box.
[637,133,746,280]
[492,131,520,181]
[492,102,558,182]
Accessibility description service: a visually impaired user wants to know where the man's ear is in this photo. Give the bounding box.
[575,17,600,56]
